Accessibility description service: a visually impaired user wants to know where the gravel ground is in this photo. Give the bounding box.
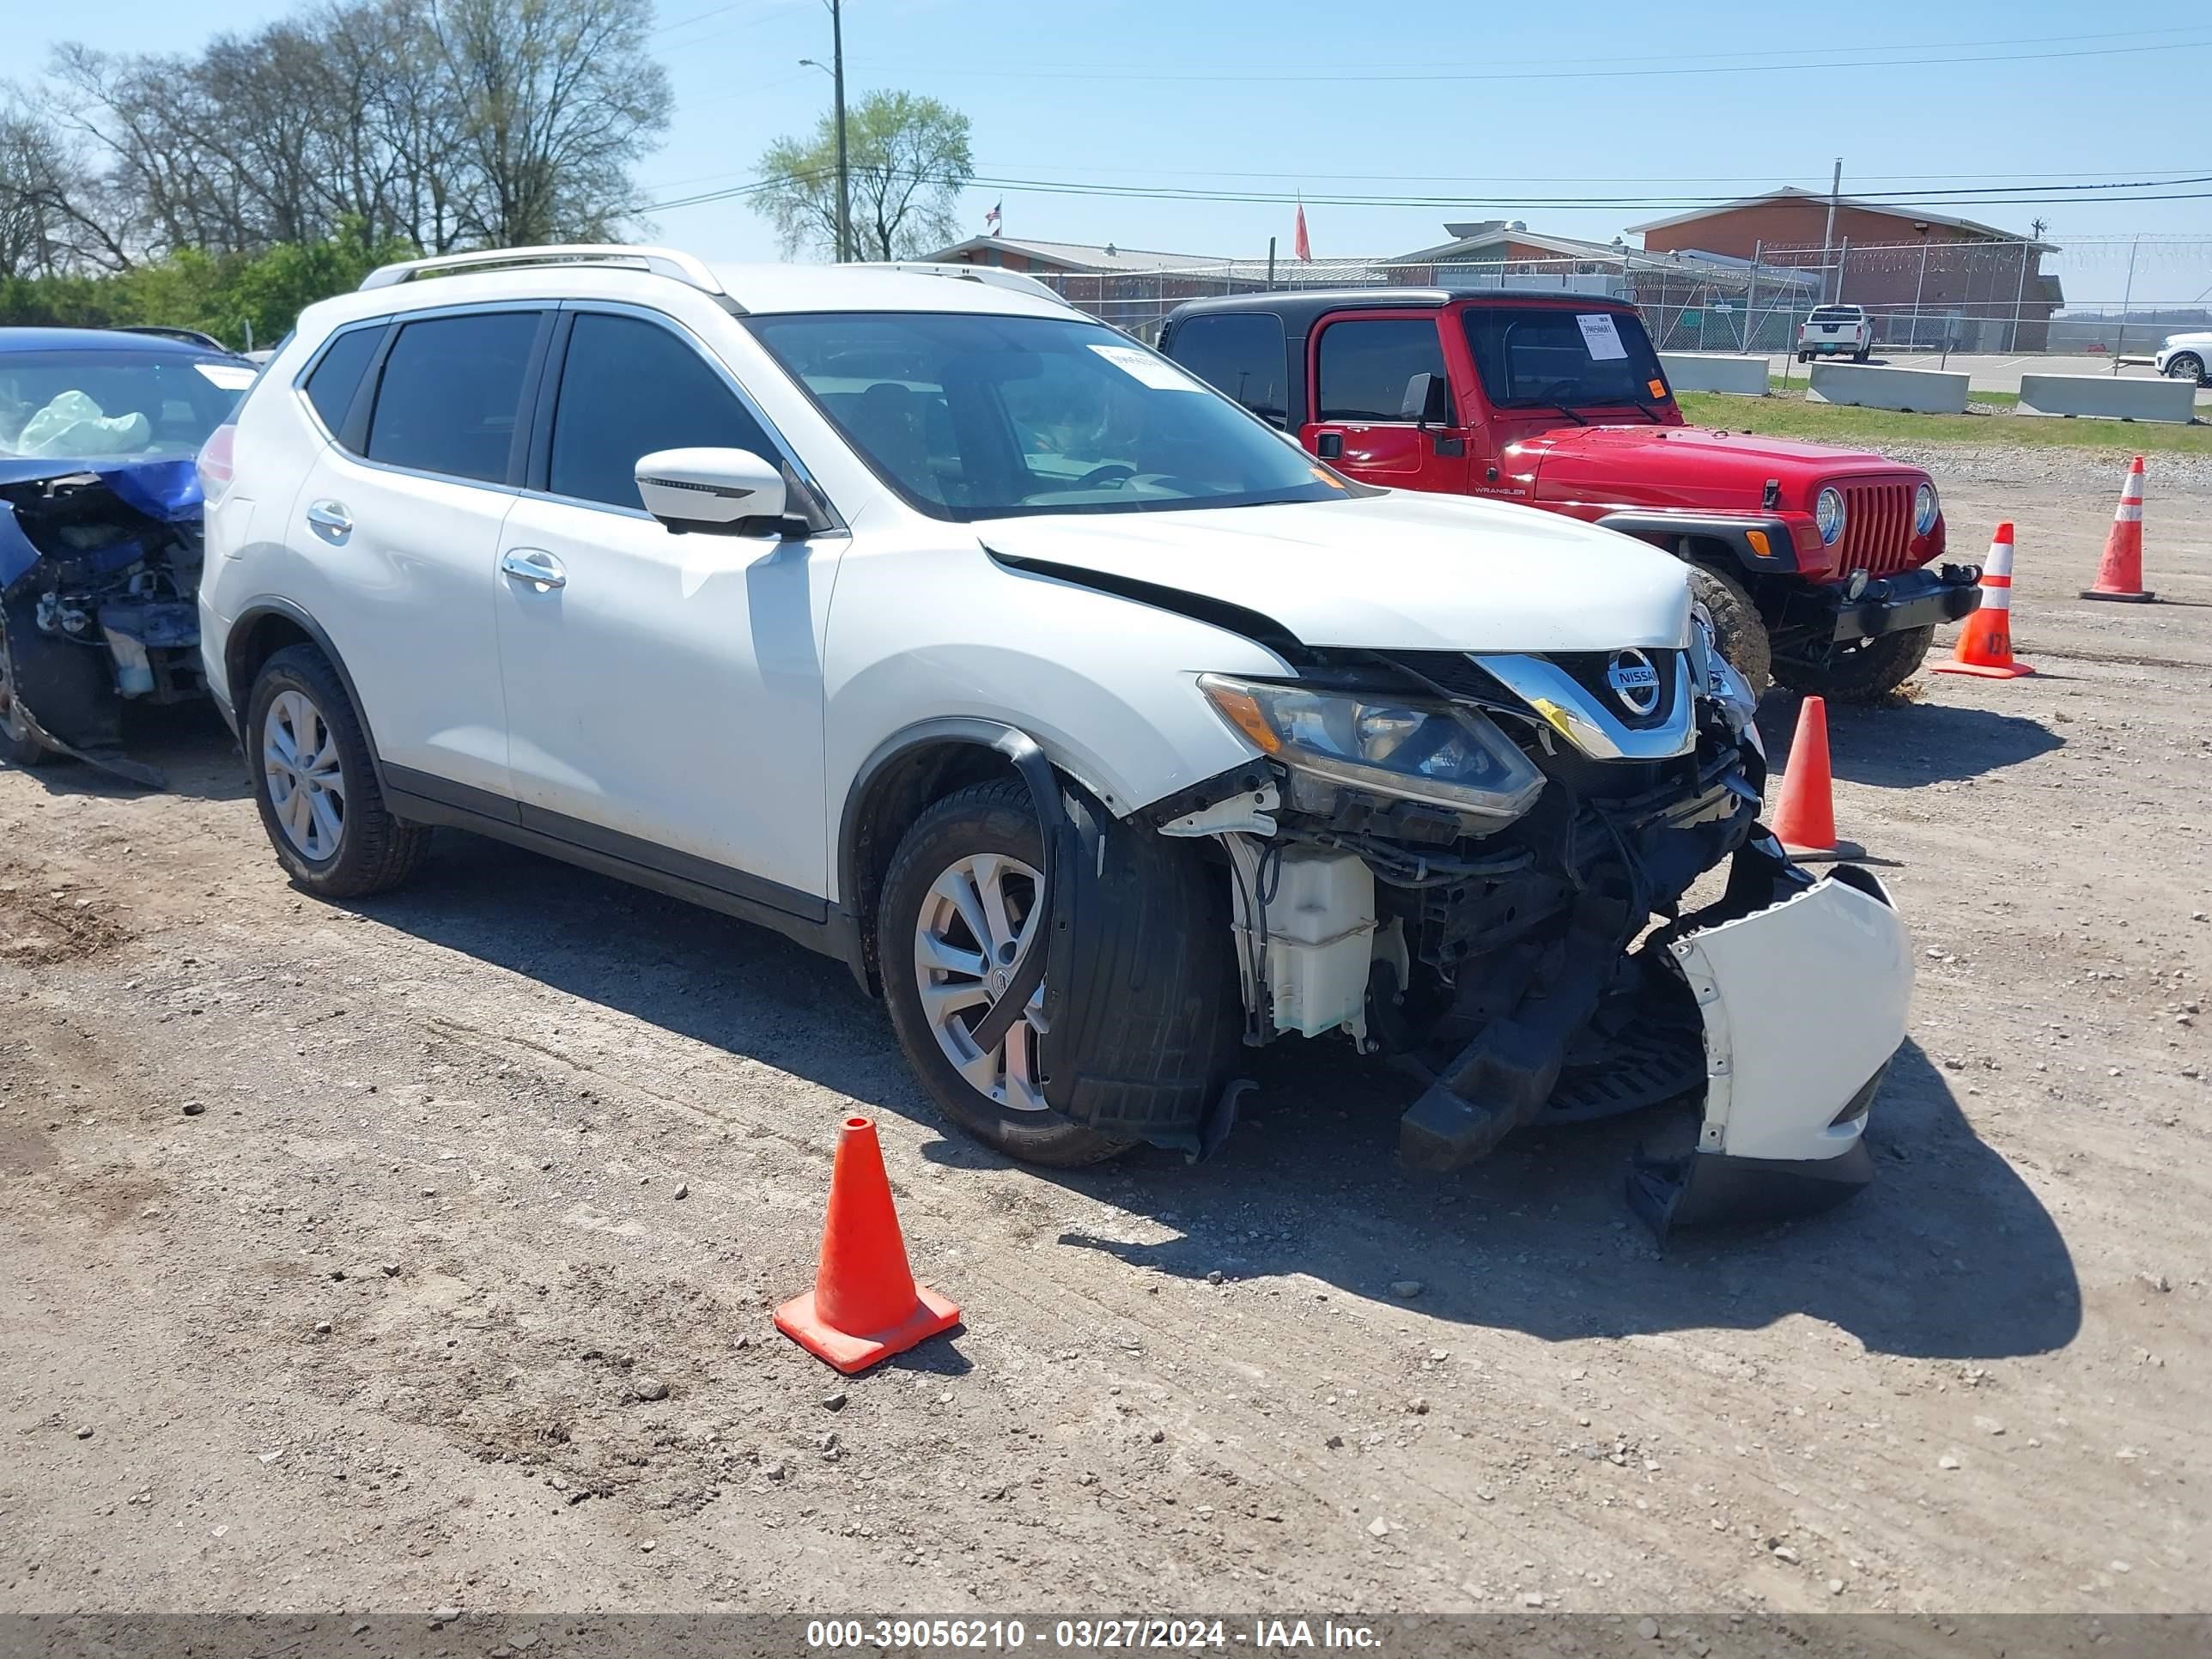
[1,452,2206,1620]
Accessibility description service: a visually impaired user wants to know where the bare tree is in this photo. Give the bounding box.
[427,0,671,248]
[756,90,972,261]
[0,89,110,277]
[36,0,670,272]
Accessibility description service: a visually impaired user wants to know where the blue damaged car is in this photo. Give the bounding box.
[0,327,258,785]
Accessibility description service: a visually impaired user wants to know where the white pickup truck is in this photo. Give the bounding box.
[1798,304,1873,363]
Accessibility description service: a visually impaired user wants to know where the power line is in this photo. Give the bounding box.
[644,167,2212,217]
[968,161,2212,189]
[851,33,2212,85]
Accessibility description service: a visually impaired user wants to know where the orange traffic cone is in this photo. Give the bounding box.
[775,1116,961,1375]
[2081,454,2156,603]
[1771,695,1839,859]
[1933,523,2036,679]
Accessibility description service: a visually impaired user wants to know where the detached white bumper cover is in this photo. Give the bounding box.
[1630,854,1913,1236]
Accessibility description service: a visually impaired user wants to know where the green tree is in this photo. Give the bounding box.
[755,90,972,262]
[0,223,419,347]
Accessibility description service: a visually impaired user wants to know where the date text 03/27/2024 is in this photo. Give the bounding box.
[802,1619,1382,1650]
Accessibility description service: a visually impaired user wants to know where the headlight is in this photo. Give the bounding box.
[1913,481,1940,536]
[1198,675,1544,825]
[1815,486,1847,545]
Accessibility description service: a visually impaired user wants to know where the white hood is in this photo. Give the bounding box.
[977,489,1691,653]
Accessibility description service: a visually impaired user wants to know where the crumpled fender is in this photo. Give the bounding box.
[1629,839,1913,1237]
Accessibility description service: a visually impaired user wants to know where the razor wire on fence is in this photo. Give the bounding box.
[1008,237,2212,362]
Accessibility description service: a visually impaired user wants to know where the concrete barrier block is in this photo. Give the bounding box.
[1659,353,1768,396]
[2015,374,2197,424]
[1806,362,1971,414]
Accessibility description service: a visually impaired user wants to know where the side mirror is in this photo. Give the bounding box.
[635,447,789,535]
[1400,372,1451,428]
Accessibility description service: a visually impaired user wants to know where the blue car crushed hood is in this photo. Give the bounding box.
[0,453,208,787]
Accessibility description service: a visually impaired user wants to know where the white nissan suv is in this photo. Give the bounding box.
[198,246,1913,1233]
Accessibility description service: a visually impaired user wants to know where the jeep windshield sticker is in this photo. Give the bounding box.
[194,362,258,390]
[1576,313,1628,362]
[1088,342,1205,391]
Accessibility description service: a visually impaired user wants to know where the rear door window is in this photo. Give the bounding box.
[302,326,384,439]
[365,311,541,483]
[1167,313,1288,425]
[1315,318,1453,424]
[547,312,777,510]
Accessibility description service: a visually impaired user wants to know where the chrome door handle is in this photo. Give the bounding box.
[305,500,351,540]
[501,548,566,590]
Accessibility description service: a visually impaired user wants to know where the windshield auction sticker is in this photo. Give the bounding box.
[1576,313,1629,361]
[1089,342,1206,391]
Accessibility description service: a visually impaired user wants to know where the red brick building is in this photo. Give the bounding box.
[1628,189,2061,350]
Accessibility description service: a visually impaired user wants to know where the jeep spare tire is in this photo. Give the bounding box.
[1684,564,1771,696]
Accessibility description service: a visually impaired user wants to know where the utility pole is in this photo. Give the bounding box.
[1819,158,1842,303]
[801,3,853,261]
[831,0,850,263]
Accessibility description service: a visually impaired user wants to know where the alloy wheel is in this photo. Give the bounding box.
[912,851,1048,1111]
[263,689,346,860]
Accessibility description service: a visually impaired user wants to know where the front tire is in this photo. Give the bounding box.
[1778,625,1934,703]
[1684,563,1771,695]
[880,779,1136,1167]
[2166,351,2205,383]
[246,644,430,898]
[880,778,1230,1168]
[0,623,58,769]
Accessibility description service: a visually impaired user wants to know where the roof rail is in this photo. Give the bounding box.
[853,261,1077,309]
[359,244,731,302]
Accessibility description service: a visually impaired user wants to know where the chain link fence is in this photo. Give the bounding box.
[1007,237,2212,364]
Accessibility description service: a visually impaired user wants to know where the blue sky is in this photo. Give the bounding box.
[23,0,2212,307]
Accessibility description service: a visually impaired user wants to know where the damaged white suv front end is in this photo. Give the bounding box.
[942,489,1911,1234]
[1124,586,1911,1235]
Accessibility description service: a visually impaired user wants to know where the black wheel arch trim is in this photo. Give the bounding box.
[224,598,387,785]
[837,718,1114,925]
[1596,511,1801,575]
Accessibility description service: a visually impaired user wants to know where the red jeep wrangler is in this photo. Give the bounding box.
[1157,289,1982,700]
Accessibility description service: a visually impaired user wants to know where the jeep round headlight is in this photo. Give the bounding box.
[1815,486,1847,545]
[1913,481,1940,536]
[1198,675,1544,826]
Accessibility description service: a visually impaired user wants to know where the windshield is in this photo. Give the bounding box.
[747,312,1358,521]
[0,349,254,461]
[1460,307,1668,410]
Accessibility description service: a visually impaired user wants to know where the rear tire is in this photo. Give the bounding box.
[1852,347,1871,363]
[1684,564,1771,695]
[246,644,430,898]
[0,623,58,769]
[881,777,1234,1169]
[1778,625,1934,703]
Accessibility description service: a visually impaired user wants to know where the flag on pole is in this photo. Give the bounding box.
[984,200,1002,234]
[1293,200,1311,262]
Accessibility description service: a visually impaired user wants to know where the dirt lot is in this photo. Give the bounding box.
[2,446,2206,1620]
